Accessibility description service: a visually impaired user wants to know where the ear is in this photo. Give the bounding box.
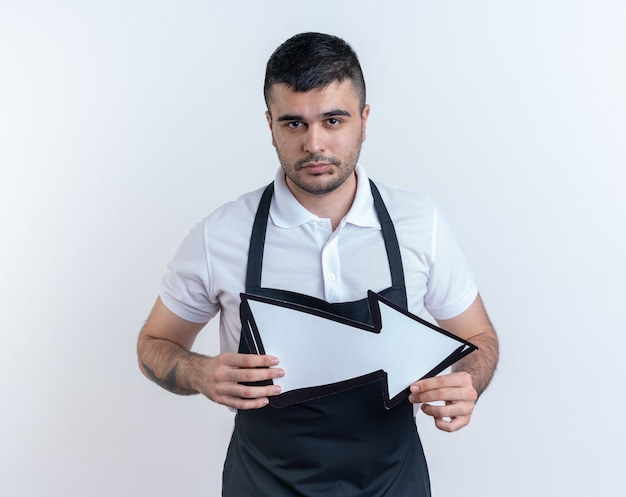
[361,104,371,141]
[265,111,276,147]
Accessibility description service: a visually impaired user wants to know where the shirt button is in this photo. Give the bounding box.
[328,273,336,281]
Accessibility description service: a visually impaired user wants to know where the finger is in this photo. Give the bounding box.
[217,394,270,410]
[213,382,282,408]
[230,365,284,384]
[420,401,474,420]
[235,382,282,400]
[412,371,473,391]
[211,359,284,384]
[433,415,471,432]
[409,386,477,404]
[220,352,280,368]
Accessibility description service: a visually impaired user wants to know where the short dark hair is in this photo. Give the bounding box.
[264,32,366,112]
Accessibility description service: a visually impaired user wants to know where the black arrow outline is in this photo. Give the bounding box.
[240,290,477,409]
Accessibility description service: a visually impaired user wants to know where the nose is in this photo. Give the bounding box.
[303,125,325,154]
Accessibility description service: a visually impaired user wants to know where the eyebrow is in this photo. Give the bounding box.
[276,109,352,122]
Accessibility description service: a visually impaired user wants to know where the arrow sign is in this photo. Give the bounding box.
[240,291,477,409]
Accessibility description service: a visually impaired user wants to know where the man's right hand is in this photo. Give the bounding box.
[137,297,284,410]
[195,352,284,409]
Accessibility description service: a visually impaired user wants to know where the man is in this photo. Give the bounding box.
[138,32,498,496]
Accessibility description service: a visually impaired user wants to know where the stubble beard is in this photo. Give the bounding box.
[277,140,364,196]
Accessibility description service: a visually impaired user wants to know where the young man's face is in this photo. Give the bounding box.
[266,80,370,198]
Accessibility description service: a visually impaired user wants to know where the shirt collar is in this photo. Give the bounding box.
[269,165,381,229]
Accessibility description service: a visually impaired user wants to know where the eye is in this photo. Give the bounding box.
[326,118,341,126]
[286,121,304,129]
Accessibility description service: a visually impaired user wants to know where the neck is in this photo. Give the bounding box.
[286,173,357,230]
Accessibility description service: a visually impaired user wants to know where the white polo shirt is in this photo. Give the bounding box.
[160,165,477,353]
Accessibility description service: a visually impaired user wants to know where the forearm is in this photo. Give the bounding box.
[414,295,498,431]
[138,332,285,409]
[452,329,499,398]
[137,335,208,396]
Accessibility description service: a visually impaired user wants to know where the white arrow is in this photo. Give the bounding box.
[240,291,476,409]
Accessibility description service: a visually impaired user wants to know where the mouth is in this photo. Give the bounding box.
[302,162,333,174]
[296,155,339,174]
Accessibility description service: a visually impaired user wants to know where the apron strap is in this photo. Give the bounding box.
[245,180,406,305]
[368,180,406,292]
[245,183,274,292]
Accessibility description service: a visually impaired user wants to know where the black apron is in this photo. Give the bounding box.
[223,181,431,497]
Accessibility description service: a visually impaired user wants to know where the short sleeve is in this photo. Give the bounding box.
[424,208,478,320]
[159,220,219,323]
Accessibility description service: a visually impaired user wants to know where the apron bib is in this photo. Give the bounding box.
[223,181,431,497]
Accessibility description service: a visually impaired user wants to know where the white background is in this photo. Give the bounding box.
[1,1,625,496]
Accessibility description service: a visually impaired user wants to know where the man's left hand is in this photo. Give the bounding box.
[408,371,477,432]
